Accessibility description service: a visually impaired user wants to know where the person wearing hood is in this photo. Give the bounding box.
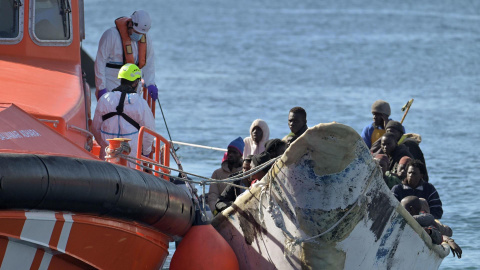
[92,64,155,168]
[94,10,158,101]
[243,119,270,159]
[207,137,244,213]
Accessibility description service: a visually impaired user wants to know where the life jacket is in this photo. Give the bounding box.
[101,86,141,130]
[114,17,147,69]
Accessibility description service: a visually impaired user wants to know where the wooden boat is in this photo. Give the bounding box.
[212,122,451,270]
[0,1,452,269]
[0,1,196,269]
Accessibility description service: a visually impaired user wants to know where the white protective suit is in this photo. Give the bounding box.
[243,119,270,159]
[92,88,155,168]
[94,27,156,92]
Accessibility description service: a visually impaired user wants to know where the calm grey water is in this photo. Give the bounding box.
[84,0,480,268]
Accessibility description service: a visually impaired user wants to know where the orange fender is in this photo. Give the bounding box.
[170,224,239,270]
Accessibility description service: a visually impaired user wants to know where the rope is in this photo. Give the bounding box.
[119,153,279,185]
[157,99,174,145]
[105,141,131,159]
[116,152,280,221]
[155,98,210,219]
[283,195,365,257]
[258,160,376,257]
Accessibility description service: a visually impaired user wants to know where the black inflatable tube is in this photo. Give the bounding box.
[0,153,194,237]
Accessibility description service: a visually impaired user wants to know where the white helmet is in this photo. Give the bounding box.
[131,10,151,34]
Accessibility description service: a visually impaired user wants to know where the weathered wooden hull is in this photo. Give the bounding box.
[213,122,450,270]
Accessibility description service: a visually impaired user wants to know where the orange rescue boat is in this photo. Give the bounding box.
[0,1,200,269]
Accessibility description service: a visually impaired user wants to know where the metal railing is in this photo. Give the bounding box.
[136,126,170,180]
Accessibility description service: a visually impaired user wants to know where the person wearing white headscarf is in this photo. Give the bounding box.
[243,119,270,159]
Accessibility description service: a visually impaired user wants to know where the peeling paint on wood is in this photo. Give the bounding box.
[212,123,450,270]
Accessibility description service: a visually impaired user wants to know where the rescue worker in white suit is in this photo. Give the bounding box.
[94,10,158,101]
[92,64,155,168]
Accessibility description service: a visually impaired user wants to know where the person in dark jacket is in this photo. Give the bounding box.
[374,154,401,189]
[215,156,253,213]
[372,121,428,181]
[392,160,443,219]
[207,137,244,212]
[264,139,288,159]
[215,153,272,213]
[380,133,413,173]
[282,107,308,146]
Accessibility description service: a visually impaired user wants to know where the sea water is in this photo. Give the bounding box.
[83,0,480,268]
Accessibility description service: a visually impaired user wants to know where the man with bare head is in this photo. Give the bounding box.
[283,107,308,145]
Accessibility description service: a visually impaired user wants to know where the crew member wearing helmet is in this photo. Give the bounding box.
[92,64,155,167]
[361,100,392,149]
[94,10,158,101]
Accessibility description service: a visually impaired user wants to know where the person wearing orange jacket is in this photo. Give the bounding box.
[94,10,158,101]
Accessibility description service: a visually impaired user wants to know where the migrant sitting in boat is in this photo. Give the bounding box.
[92,63,155,167]
[361,99,392,149]
[392,159,443,219]
[243,119,270,159]
[380,132,413,173]
[215,156,254,213]
[94,10,158,101]
[395,156,412,180]
[401,196,443,244]
[215,139,287,213]
[374,153,402,189]
[282,106,308,145]
[401,196,462,258]
[372,120,429,181]
[206,137,244,214]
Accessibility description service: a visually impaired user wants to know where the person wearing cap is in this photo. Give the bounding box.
[207,137,244,213]
[92,63,155,167]
[361,100,391,149]
[94,10,158,101]
[372,120,428,181]
[370,120,405,153]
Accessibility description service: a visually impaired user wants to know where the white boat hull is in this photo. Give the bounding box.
[212,122,449,270]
